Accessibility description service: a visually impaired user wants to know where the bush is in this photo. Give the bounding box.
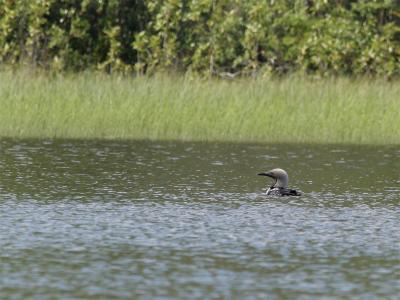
[0,0,399,77]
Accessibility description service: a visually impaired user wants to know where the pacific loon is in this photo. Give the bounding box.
[258,168,301,196]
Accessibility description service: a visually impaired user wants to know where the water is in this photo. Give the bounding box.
[0,139,399,299]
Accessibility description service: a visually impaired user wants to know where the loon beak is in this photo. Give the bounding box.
[258,172,273,178]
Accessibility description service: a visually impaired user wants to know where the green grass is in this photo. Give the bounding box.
[0,68,399,144]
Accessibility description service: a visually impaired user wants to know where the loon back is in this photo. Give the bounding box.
[266,187,301,196]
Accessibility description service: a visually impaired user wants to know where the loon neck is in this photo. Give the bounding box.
[273,178,288,188]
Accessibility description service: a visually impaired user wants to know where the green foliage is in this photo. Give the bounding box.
[0,0,147,71]
[0,0,399,76]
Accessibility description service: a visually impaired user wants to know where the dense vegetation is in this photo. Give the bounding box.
[1,69,399,144]
[0,0,399,76]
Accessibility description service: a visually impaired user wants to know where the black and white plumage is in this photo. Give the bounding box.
[258,168,301,196]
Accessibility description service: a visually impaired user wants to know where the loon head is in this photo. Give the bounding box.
[258,168,288,188]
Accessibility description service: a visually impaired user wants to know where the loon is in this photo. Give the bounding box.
[258,168,301,196]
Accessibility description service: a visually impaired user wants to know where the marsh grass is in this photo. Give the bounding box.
[0,69,399,144]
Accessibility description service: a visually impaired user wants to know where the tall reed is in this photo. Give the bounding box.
[0,69,399,144]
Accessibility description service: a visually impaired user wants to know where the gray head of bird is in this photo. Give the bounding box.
[258,168,289,188]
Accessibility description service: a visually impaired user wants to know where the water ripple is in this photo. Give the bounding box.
[0,139,399,299]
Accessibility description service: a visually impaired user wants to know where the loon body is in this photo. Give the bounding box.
[258,168,301,196]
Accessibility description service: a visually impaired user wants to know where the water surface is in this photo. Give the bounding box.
[0,139,399,299]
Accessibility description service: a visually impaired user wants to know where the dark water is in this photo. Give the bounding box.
[0,139,399,299]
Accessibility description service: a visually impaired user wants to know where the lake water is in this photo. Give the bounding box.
[0,139,399,299]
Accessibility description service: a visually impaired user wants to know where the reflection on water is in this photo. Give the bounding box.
[0,139,399,299]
